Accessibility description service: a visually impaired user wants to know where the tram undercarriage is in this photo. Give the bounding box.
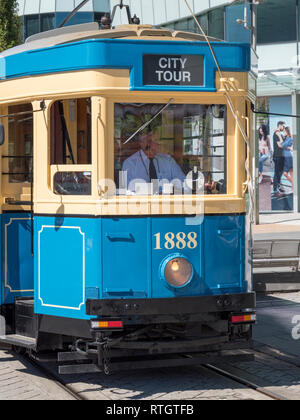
[1,293,255,374]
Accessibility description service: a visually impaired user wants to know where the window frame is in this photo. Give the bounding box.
[105,96,239,201]
[1,102,34,208]
[113,101,228,197]
[48,97,95,199]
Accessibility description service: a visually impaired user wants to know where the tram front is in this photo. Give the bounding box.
[0,21,256,373]
[81,27,256,371]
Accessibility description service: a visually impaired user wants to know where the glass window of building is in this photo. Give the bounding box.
[55,12,76,27]
[74,12,94,25]
[257,0,297,44]
[225,4,251,44]
[198,13,208,35]
[208,8,225,40]
[114,103,227,196]
[174,19,189,31]
[41,14,55,32]
[24,15,40,39]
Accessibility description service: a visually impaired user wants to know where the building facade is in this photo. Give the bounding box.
[112,0,300,214]
[110,0,252,44]
[15,0,300,214]
[17,0,110,40]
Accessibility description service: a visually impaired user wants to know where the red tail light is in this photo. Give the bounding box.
[91,320,123,330]
[231,313,256,324]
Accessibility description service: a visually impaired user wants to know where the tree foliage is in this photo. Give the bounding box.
[0,0,21,52]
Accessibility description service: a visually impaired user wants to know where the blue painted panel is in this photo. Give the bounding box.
[203,215,246,293]
[34,214,246,320]
[101,218,150,298]
[0,39,250,92]
[34,216,101,319]
[2,213,34,304]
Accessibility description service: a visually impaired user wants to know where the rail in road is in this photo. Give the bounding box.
[2,345,300,400]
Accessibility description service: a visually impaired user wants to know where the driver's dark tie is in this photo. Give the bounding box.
[149,158,158,182]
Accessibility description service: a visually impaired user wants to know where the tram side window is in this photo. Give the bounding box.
[114,103,227,195]
[50,98,92,195]
[7,103,33,183]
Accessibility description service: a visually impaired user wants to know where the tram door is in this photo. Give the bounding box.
[1,103,34,306]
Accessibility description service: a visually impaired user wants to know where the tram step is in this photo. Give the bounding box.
[15,298,36,338]
[0,334,36,350]
[58,351,92,362]
[104,353,255,373]
[58,352,254,375]
[59,364,101,375]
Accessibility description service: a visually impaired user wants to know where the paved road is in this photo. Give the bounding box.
[44,363,271,400]
[2,293,300,400]
[48,293,300,400]
[255,292,300,357]
[0,346,75,400]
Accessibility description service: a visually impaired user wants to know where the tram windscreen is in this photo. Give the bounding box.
[114,103,227,195]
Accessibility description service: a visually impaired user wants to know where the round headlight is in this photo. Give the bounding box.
[164,256,193,288]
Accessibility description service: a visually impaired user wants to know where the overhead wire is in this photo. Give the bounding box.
[183,0,256,224]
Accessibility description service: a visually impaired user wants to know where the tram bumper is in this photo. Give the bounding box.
[81,293,256,374]
[86,292,256,319]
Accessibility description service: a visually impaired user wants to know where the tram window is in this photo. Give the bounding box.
[53,172,91,196]
[7,103,33,183]
[114,103,227,195]
[50,98,92,196]
[50,98,91,165]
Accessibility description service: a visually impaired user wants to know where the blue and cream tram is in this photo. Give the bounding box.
[0,14,256,373]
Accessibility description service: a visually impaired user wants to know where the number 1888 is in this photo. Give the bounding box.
[154,232,198,250]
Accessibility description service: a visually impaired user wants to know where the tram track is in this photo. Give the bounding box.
[203,363,284,400]
[18,352,85,401]
[203,342,300,401]
[21,350,286,400]
[7,346,299,400]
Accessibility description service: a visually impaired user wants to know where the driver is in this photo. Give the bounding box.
[122,127,185,192]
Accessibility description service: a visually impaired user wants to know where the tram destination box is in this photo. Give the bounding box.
[143,54,204,86]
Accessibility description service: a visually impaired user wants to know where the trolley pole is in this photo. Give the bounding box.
[234,0,260,223]
[250,0,259,224]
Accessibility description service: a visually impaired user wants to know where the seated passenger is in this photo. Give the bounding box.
[122,127,185,193]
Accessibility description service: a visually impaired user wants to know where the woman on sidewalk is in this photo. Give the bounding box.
[258,125,271,184]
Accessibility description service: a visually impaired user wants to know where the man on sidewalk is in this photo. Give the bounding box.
[273,121,286,195]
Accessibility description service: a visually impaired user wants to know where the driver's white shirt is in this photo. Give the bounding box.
[121,150,185,191]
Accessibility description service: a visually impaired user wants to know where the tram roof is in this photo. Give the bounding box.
[0,23,224,58]
[0,22,251,92]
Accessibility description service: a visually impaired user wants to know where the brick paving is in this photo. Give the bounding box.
[219,351,300,400]
[2,292,300,400]
[0,346,75,400]
[45,364,271,400]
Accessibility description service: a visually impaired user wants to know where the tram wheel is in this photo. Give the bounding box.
[12,345,27,355]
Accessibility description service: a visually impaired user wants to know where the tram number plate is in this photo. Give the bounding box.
[143,54,204,86]
[154,232,198,250]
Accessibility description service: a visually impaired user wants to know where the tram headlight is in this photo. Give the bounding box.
[162,256,193,288]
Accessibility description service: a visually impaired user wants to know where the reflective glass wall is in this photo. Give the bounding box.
[161,0,299,46]
[17,0,110,40]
